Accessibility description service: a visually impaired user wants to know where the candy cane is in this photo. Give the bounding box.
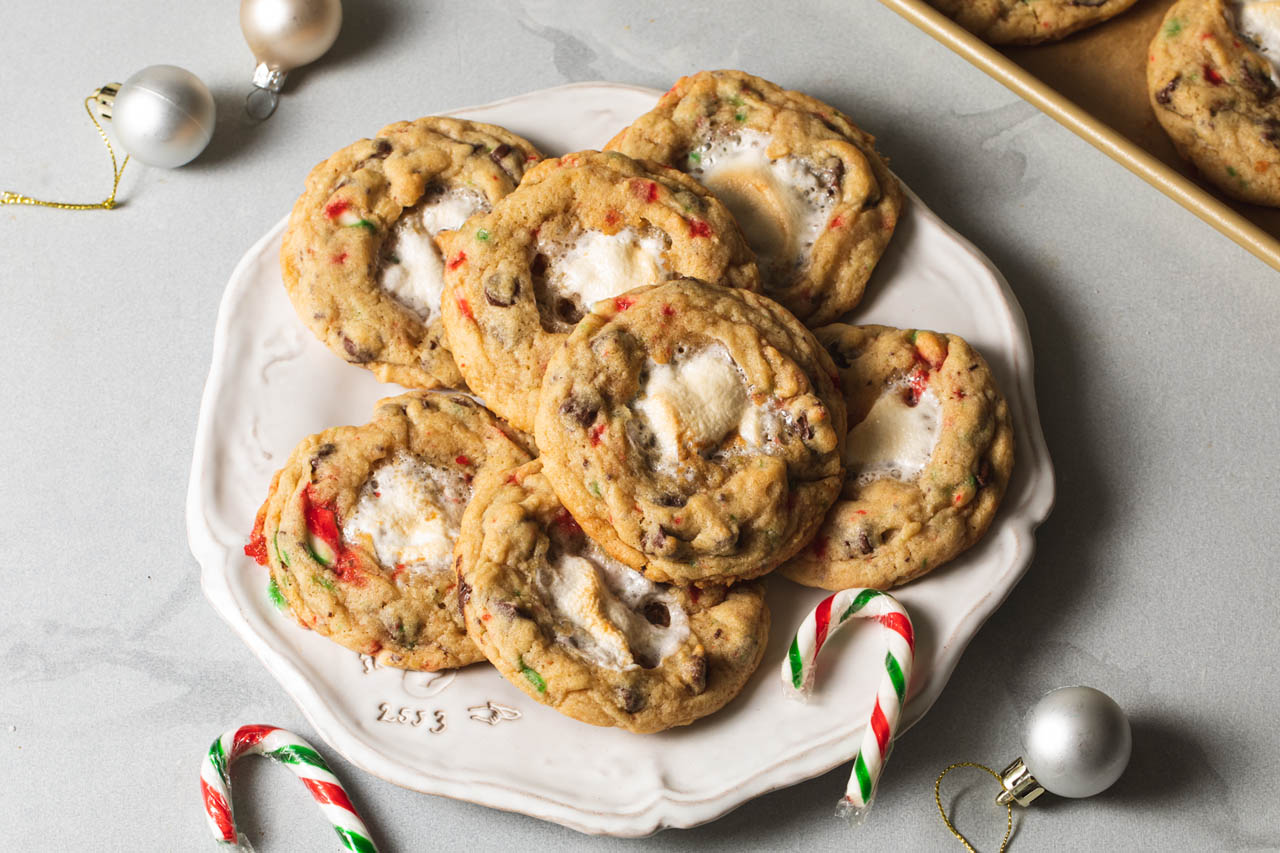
[200,725,378,852]
[783,588,915,823]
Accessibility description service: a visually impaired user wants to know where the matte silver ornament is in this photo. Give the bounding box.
[996,686,1131,805]
[97,65,216,168]
[240,0,342,119]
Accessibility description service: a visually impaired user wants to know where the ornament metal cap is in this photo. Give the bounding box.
[93,84,121,119]
[995,757,1045,807]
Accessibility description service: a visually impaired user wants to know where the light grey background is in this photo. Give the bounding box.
[2,1,1277,850]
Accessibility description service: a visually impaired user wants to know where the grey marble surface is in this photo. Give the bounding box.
[2,1,1278,850]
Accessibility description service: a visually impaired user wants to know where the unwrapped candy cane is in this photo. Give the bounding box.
[783,587,915,823]
[201,724,377,852]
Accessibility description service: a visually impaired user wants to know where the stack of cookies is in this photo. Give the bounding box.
[245,70,1014,734]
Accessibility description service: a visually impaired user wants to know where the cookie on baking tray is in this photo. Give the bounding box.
[438,149,760,431]
[928,0,1140,44]
[781,325,1013,591]
[1148,0,1280,206]
[454,459,770,733]
[280,116,543,389]
[605,69,903,326]
[245,391,532,671]
[534,278,847,586]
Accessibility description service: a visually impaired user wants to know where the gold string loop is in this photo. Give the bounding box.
[935,762,1014,853]
[2,94,129,210]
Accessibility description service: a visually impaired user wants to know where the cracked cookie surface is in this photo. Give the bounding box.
[605,70,902,326]
[245,392,532,671]
[535,278,846,586]
[1148,0,1280,206]
[929,0,1139,44]
[439,150,759,432]
[281,117,543,389]
[455,458,769,733]
[781,325,1013,591]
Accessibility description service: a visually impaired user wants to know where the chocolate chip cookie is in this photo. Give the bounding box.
[438,150,759,431]
[1148,0,1280,206]
[281,117,543,389]
[244,392,532,670]
[930,0,1140,44]
[454,458,769,732]
[534,278,846,586]
[605,70,902,325]
[781,325,1014,591]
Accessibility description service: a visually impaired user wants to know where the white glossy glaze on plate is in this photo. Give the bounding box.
[186,83,1054,837]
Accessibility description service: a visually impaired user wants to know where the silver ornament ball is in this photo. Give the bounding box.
[240,0,342,72]
[1022,686,1131,799]
[111,65,216,168]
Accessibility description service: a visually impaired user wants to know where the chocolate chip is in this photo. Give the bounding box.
[1243,63,1278,102]
[1155,75,1180,106]
[491,143,511,162]
[794,414,815,441]
[617,687,647,714]
[828,344,859,369]
[858,531,873,555]
[483,273,520,307]
[342,335,374,363]
[1265,119,1280,148]
[493,600,530,620]
[372,138,392,158]
[1069,0,1108,6]
[642,601,671,627]
[976,459,992,488]
[555,297,583,325]
[457,579,471,621]
[635,651,659,669]
[713,628,723,640]
[560,397,598,428]
[686,656,707,693]
[655,492,686,508]
[310,443,337,471]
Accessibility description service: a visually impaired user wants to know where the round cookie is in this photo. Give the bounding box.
[781,325,1014,591]
[1148,0,1280,206]
[604,69,903,325]
[244,392,532,670]
[454,458,769,733]
[438,150,759,431]
[281,116,543,389]
[929,0,1140,44]
[534,278,847,586]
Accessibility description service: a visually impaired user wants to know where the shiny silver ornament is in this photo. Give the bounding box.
[996,686,1131,806]
[93,65,215,168]
[240,0,342,119]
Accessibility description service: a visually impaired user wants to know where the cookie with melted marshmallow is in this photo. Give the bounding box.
[781,325,1014,591]
[928,0,1139,44]
[605,69,903,325]
[280,116,543,389]
[438,150,759,431]
[244,392,532,671]
[1148,0,1280,206]
[455,459,769,733]
[534,278,846,586]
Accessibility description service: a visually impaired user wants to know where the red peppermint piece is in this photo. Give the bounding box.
[1203,64,1224,85]
[447,251,467,270]
[244,506,269,566]
[456,296,474,320]
[613,295,637,312]
[324,199,351,220]
[689,219,712,238]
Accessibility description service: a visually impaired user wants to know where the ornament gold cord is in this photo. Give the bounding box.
[935,762,1013,852]
[1,95,128,210]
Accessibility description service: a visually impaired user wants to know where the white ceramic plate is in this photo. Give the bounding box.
[187,83,1055,837]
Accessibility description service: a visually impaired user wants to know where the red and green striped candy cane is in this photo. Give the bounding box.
[201,725,378,852]
[783,587,915,823]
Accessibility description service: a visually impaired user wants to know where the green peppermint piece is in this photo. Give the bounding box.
[313,572,336,592]
[688,150,702,164]
[589,480,602,497]
[734,110,747,123]
[1163,17,1183,38]
[910,329,920,343]
[476,228,490,242]
[519,656,547,693]
[274,532,290,567]
[267,577,286,611]
[352,219,376,232]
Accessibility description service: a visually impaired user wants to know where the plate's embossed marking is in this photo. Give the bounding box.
[376,702,447,733]
[403,669,456,698]
[359,654,377,674]
[468,701,522,725]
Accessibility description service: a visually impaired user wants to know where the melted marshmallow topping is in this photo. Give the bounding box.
[380,187,489,320]
[537,545,690,670]
[633,345,767,465]
[846,386,941,484]
[1236,0,1280,78]
[535,227,669,329]
[342,454,470,574]
[687,129,833,279]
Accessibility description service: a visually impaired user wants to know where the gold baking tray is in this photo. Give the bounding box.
[881,0,1280,272]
